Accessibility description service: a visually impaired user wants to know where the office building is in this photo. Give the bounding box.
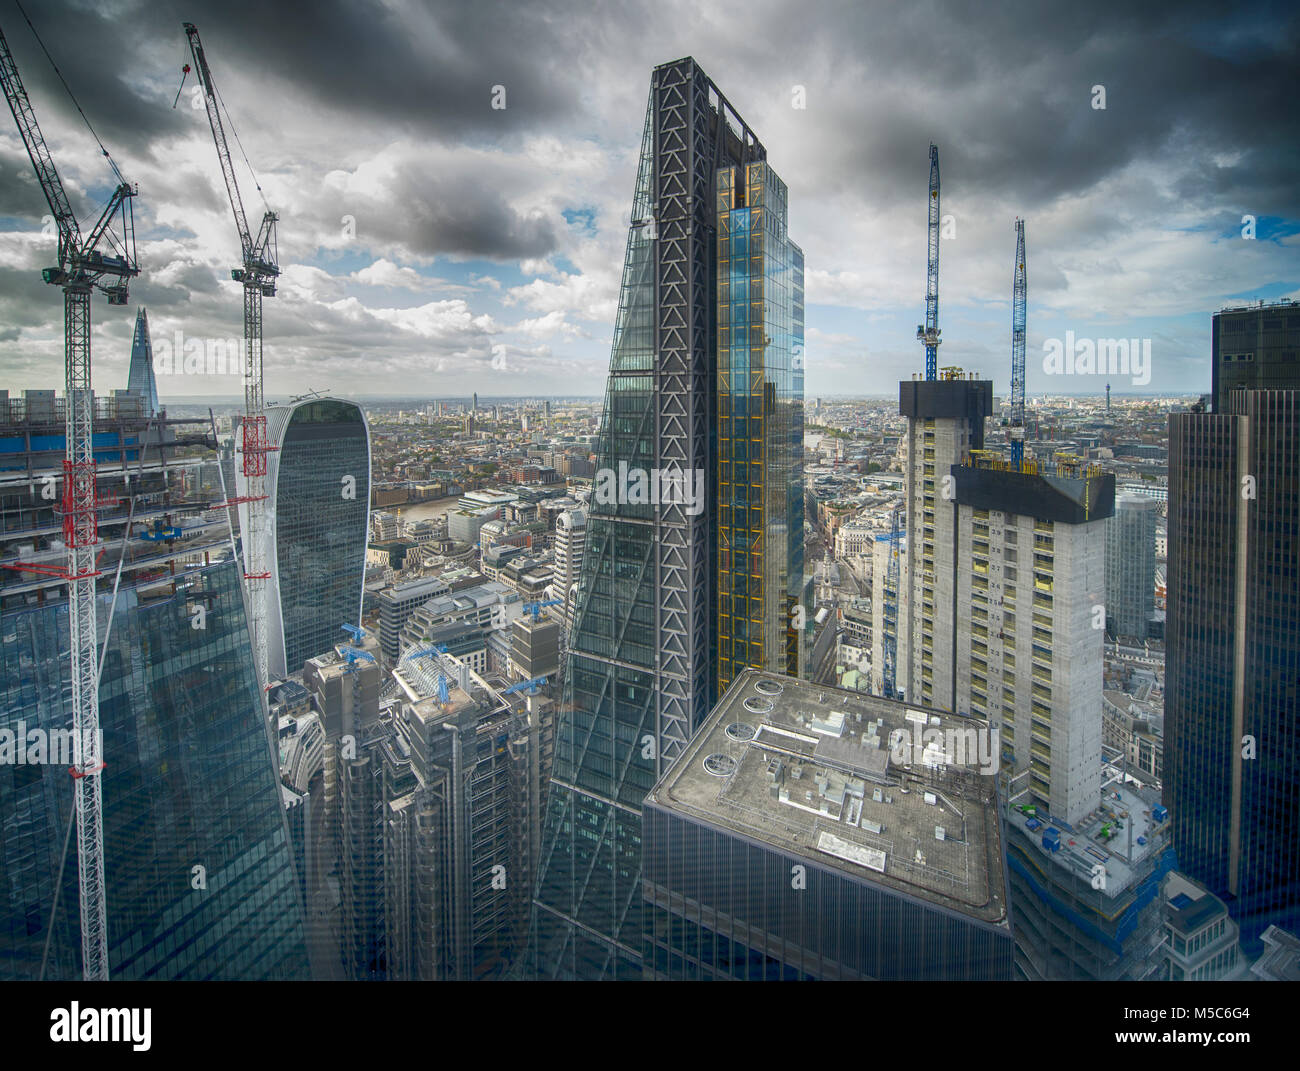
[379,575,454,660]
[642,670,1013,979]
[380,650,553,979]
[237,397,371,679]
[1162,872,1247,981]
[396,579,522,664]
[1210,299,1300,411]
[302,640,384,979]
[1105,493,1158,641]
[550,507,586,626]
[898,374,994,708]
[1166,386,1300,950]
[715,158,805,692]
[532,57,802,979]
[0,398,309,980]
[1003,763,1174,980]
[510,612,561,680]
[948,450,1114,827]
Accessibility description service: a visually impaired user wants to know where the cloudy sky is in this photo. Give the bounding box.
[1,0,1296,402]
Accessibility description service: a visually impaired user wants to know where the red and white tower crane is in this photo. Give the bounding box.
[1,16,139,980]
[183,22,279,692]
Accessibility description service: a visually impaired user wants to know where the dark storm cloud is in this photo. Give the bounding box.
[799,0,1300,216]
[3,0,624,151]
[2,0,1296,396]
[320,154,560,261]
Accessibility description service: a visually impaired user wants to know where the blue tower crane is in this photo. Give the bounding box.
[523,598,562,621]
[339,645,374,675]
[1009,219,1027,467]
[916,143,942,381]
[502,675,547,697]
[340,623,366,644]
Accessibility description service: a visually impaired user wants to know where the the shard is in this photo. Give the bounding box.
[125,306,160,417]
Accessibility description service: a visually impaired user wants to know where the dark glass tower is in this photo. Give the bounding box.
[1210,300,1300,412]
[249,397,371,678]
[531,58,800,980]
[125,307,160,418]
[1166,386,1300,951]
[0,558,311,980]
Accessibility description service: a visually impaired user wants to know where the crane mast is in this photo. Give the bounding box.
[1010,219,1027,466]
[916,143,941,381]
[1,20,139,981]
[184,22,279,693]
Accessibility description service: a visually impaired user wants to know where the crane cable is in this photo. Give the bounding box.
[12,0,126,187]
[213,76,271,214]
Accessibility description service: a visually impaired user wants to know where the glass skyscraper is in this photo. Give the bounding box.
[715,161,804,693]
[0,557,311,980]
[1166,383,1300,952]
[125,307,160,418]
[245,397,371,679]
[531,57,803,980]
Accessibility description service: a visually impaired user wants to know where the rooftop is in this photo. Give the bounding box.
[1005,764,1169,898]
[646,668,1009,927]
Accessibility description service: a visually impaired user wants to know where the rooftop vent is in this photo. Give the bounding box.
[726,721,757,742]
[754,678,784,697]
[703,753,737,777]
[743,696,774,715]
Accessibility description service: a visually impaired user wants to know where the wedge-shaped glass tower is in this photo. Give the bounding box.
[531,57,802,980]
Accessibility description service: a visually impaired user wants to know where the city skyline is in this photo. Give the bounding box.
[0,2,1295,400]
[2,0,1298,1002]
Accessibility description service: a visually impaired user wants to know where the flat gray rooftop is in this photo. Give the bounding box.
[648,669,1009,926]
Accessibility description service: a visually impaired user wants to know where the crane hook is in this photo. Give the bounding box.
[172,64,191,110]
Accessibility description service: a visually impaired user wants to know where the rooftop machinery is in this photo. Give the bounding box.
[1,13,140,981]
[184,22,280,694]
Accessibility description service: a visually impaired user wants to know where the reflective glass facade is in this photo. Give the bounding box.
[1166,388,1300,951]
[125,307,160,417]
[0,558,311,980]
[643,804,1014,981]
[268,398,370,677]
[716,161,804,692]
[531,58,788,980]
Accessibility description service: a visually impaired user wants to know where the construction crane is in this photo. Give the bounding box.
[339,645,374,668]
[184,22,279,694]
[502,675,547,697]
[522,598,562,622]
[1009,219,1027,467]
[881,502,903,700]
[1,16,139,982]
[916,143,941,381]
[339,623,366,644]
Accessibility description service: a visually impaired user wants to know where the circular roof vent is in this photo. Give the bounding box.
[725,722,757,742]
[754,678,784,696]
[703,753,737,777]
[743,696,774,715]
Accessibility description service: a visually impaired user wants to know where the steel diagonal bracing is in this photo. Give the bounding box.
[530,58,766,979]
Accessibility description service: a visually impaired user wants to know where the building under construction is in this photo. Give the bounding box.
[0,387,311,979]
[290,641,554,980]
